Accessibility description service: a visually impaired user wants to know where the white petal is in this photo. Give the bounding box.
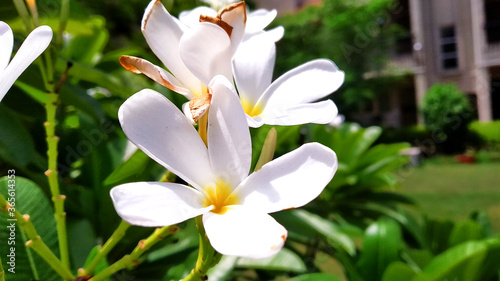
[208,75,251,188]
[245,9,277,34]
[260,100,338,126]
[246,114,265,128]
[218,2,246,54]
[233,31,275,109]
[118,89,214,190]
[180,22,233,86]
[234,143,337,213]
[179,7,217,28]
[0,22,13,71]
[256,59,345,110]
[203,206,287,258]
[182,101,196,124]
[110,182,210,227]
[0,25,52,101]
[119,55,193,99]
[142,0,204,96]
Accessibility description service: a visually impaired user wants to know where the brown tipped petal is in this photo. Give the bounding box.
[218,1,246,54]
[119,56,192,99]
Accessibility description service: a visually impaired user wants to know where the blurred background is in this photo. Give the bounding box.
[1,0,500,280]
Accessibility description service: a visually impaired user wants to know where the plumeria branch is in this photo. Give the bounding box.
[88,225,179,281]
[44,93,70,270]
[80,220,131,276]
[0,193,75,280]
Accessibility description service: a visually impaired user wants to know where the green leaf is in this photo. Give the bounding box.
[82,246,110,280]
[163,250,198,280]
[0,177,59,281]
[357,217,402,281]
[59,83,105,122]
[273,209,356,256]
[236,248,307,272]
[68,219,98,269]
[412,241,488,281]
[382,261,417,281]
[103,149,151,186]
[448,220,484,248]
[14,80,48,104]
[0,105,37,168]
[206,256,238,281]
[290,273,342,281]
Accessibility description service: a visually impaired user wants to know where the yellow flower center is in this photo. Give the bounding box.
[241,98,264,118]
[203,180,239,215]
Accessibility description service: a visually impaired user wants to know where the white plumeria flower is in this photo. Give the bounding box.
[110,75,338,258]
[0,22,52,101]
[233,31,345,128]
[120,0,246,121]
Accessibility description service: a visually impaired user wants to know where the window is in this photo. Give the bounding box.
[440,26,459,70]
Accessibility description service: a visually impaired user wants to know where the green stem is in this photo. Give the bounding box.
[0,193,75,280]
[44,93,70,270]
[89,225,179,281]
[12,0,33,32]
[20,227,39,279]
[181,217,222,281]
[82,221,131,275]
[57,0,70,46]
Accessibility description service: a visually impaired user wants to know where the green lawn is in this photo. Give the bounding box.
[400,156,500,233]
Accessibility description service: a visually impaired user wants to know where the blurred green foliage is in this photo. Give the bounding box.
[469,120,500,144]
[272,0,407,114]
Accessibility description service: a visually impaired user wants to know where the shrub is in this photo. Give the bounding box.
[469,120,500,144]
[421,83,473,153]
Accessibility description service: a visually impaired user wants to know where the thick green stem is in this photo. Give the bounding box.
[44,93,70,270]
[181,217,222,281]
[0,193,75,280]
[89,225,178,281]
[82,221,131,275]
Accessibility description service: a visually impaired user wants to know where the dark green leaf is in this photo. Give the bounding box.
[382,261,417,281]
[357,217,402,281]
[236,248,307,272]
[0,177,59,281]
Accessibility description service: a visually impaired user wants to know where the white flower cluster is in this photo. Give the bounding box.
[111,0,343,259]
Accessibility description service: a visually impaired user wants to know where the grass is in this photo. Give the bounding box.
[399,155,500,233]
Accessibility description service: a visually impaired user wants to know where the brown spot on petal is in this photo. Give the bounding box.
[281,234,287,242]
[199,15,233,37]
[284,207,295,210]
[199,2,246,38]
[189,93,212,122]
